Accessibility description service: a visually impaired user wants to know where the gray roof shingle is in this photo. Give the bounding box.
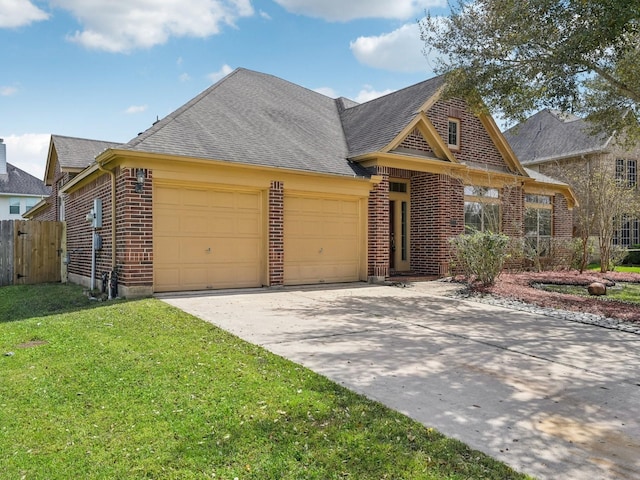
[503,109,611,164]
[340,76,445,158]
[0,163,50,195]
[52,135,122,170]
[124,68,369,177]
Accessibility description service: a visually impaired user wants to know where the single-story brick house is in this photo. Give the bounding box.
[28,68,575,297]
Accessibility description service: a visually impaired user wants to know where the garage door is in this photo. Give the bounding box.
[154,185,263,292]
[284,195,361,285]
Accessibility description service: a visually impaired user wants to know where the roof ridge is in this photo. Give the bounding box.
[124,67,245,149]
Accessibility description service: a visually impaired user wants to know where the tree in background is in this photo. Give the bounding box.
[420,0,640,142]
[545,158,640,272]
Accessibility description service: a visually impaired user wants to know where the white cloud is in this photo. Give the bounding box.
[1,85,18,96]
[179,72,191,82]
[2,133,51,180]
[350,22,432,73]
[51,0,255,53]
[314,87,337,98]
[273,0,444,22]
[207,64,234,83]
[259,10,271,20]
[0,0,49,28]
[355,85,395,103]
[125,105,148,114]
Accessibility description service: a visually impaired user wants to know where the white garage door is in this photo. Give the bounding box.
[284,195,361,285]
[154,185,263,292]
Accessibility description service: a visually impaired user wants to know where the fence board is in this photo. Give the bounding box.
[13,220,63,285]
[0,220,63,286]
[0,220,14,286]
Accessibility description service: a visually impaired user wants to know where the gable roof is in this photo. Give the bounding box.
[0,163,50,196]
[340,76,445,158]
[123,68,369,177]
[503,109,612,165]
[45,135,122,185]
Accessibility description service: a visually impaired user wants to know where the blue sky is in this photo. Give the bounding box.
[1,0,450,180]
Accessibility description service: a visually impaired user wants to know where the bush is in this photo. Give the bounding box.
[623,244,640,265]
[609,244,628,271]
[449,230,510,286]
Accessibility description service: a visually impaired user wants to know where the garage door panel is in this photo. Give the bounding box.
[155,185,263,292]
[181,214,210,234]
[182,188,208,206]
[284,196,361,285]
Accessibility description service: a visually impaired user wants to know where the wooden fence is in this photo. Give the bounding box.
[0,220,64,286]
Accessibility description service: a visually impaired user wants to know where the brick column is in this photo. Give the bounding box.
[368,167,389,281]
[115,167,153,296]
[268,181,284,286]
[553,194,573,238]
[501,184,524,238]
[411,173,463,276]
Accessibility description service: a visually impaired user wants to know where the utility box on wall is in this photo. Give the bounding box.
[86,199,103,228]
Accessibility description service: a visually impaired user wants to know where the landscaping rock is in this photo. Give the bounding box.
[587,282,607,296]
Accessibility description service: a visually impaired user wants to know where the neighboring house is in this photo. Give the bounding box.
[504,109,640,247]
[26,135,122,221]
[28,68,575,297]
[0,139,50,220]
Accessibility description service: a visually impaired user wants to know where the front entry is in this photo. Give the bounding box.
[389,181,410,272]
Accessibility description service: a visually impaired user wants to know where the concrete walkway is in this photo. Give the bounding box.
[159,282,640,480]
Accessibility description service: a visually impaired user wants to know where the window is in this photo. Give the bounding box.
[448,118,460,149]
[464,186,500,232]
[389,182,407,193]
[9,198,20,215]
[525,194,553,255]
[613,215,640,247]
[615,158,637,188]
[25,197,38,212]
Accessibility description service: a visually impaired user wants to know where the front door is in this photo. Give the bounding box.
[389,181,410,272]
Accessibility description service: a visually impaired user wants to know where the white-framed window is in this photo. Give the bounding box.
[525,194,553,255]
[615,158,637,188]
[448,118,460,149]
[464,186,500,232]
[613,215,640,247]
[9,198,20,215]
[25,197,39,212]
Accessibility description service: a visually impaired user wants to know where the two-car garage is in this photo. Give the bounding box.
[153,183,364,293]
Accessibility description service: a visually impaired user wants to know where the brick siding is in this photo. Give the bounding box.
[65,172,113,287]
[115,167,153,289]
[368,166,389,279]
[553,194,573,238]
[396,128,435,156]
[268,180,284,286]
[428,99,510,171]
[410,173,464,276]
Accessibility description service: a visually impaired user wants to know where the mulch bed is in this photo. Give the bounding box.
[466,270,640,324]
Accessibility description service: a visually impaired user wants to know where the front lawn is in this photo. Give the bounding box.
[0,284,528,479]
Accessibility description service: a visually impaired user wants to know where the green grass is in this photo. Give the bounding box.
[587,263,640,273]
[0,284,530,479]
[543,282,640,304]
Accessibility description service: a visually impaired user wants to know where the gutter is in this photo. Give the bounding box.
[521,147,607,167]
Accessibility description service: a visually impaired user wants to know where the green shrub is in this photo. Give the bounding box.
[623,244,640,265]
[449,230,510,286]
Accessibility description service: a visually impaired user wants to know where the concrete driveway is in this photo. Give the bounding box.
[159,282,640,480]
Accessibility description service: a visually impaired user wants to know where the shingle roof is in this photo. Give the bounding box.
[503,109,611,165]
[524,167,568,186]
[52,135,122,170]
[0,163,50,195]
[340,76,445,158]
[123,68,369,177]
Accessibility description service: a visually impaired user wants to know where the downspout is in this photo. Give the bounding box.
[97,163,117,269]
